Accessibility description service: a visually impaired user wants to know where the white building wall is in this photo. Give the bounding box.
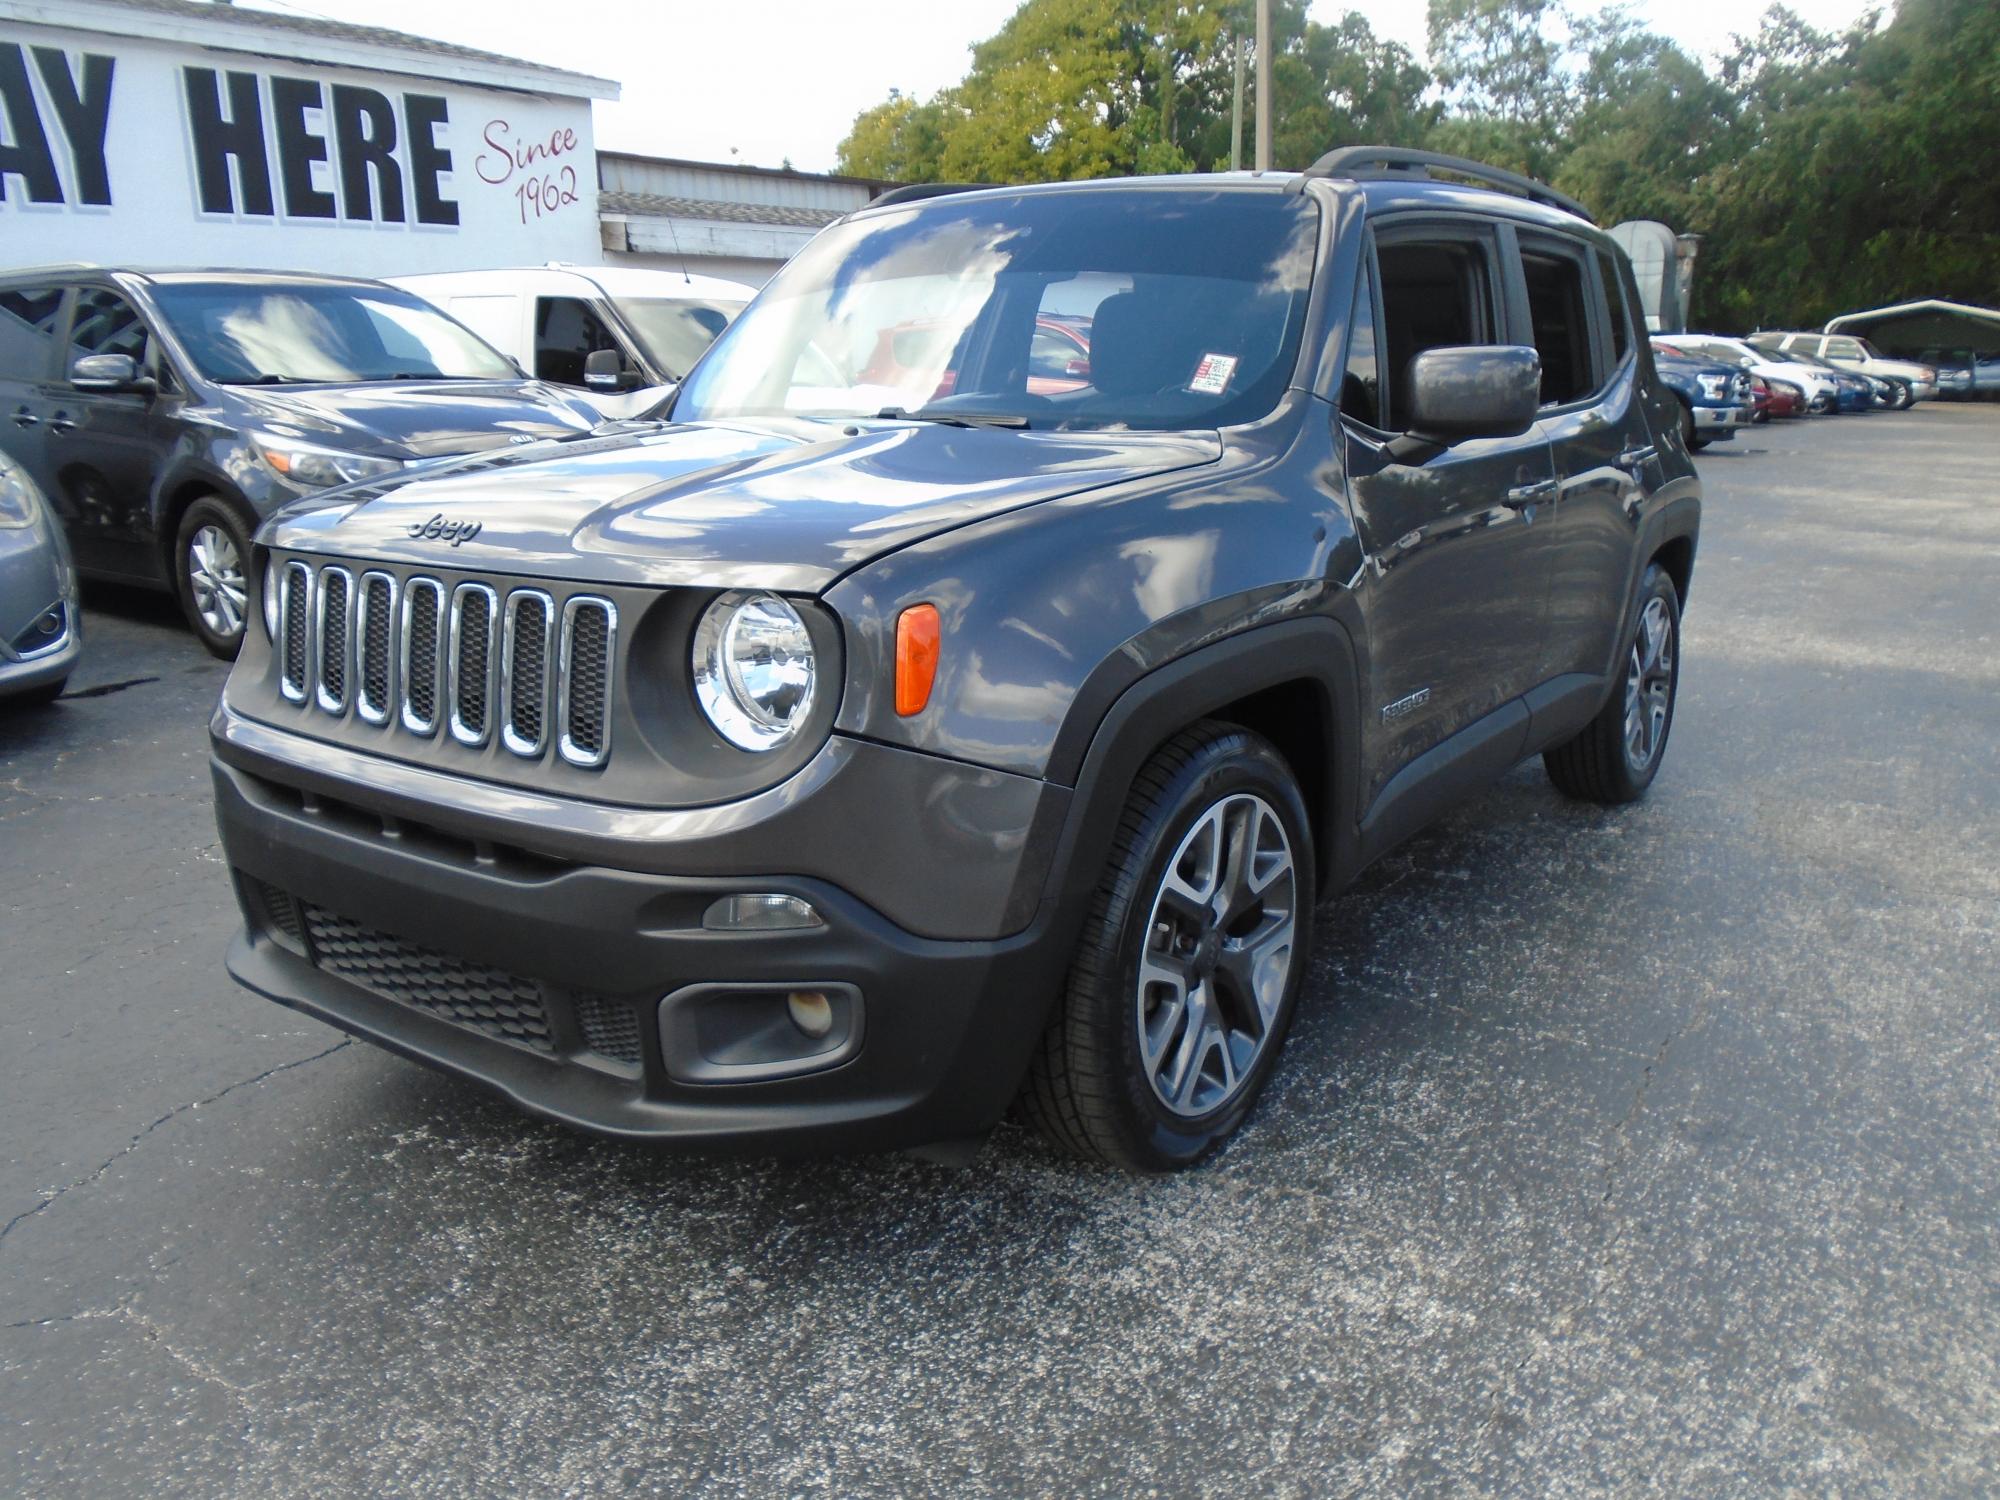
[0,5,611,277]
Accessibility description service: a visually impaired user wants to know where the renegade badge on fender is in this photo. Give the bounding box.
[213,149,1700,1170]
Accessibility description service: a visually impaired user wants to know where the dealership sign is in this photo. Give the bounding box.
[0,22,601,275]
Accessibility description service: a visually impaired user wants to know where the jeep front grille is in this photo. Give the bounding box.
[273,559,616,768]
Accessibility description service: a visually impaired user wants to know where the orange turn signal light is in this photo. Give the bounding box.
[895,603,941,717]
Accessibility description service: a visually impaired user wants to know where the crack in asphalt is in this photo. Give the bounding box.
[0,1040,353,1250]
[57,676,161,700]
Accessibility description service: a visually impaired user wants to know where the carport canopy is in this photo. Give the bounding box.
[1825,299,2000,358]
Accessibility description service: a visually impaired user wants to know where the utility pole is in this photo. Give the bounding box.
[1254,0,1272,172]
[1230,31,1245,170]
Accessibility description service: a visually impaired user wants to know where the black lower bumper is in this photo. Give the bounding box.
[213,756,1072,1153]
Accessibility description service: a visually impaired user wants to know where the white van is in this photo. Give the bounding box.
[390,265,754,419]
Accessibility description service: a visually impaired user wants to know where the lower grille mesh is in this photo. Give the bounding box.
[575,996,643,1067]
[300,904,555,1053]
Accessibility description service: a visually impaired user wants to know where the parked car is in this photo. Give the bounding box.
[1771,349,1875,412]
[212,148,1701,1169]
[1919,348,1977,398]
[1654,333,1841,414]
[1650,345,1755,447]
[391,265,753,420]
[0,269,601,658]
[0,448,80,706]
[1752,331,1936,404]
[1747,374,1805,420]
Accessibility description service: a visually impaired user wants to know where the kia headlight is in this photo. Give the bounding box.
[692,591,818,751]
[0,452,47,528]
[252,434,404,489]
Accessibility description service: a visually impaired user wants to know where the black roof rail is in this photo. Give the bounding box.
[1303,146,1594,225]
[868,182,987,208]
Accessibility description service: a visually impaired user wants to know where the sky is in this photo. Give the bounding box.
[252,0,1888,174]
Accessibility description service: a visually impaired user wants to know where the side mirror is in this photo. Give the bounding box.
[1386,344,1542,463]
[69,352,155,396]
[583,347,641,391]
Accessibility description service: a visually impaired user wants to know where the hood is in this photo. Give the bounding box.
[265,418,1223,592]
[225,380,599,459]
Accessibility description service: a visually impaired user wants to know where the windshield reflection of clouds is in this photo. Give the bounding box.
[675,190,1317,432]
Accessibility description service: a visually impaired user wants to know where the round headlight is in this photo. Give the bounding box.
[693,591,817,751]
[261,560,280,640]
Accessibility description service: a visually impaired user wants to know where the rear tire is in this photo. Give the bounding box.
[172,496,254,660]
[1018,722,1316,1170]
[1544,564,1681,804]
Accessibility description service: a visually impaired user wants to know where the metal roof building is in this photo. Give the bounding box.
[597,153,893,286]
[1825,299,2000,357]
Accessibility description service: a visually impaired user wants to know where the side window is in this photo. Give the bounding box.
[1596,250,1632,364]
[534,296,620,386]
[1376,234,1495,422]
[0,285,64,378]
[1029,326,1088,383]
[1825,337,1864,361]
[1519,243,1597,405]
[1340,258,1383,428]
[68,288,150,369]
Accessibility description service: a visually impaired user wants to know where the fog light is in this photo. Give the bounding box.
[702,893,822,931]
[787,989,835,1040]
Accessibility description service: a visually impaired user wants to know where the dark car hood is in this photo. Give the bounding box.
[266,418,1224,591]
[227,380,598,458]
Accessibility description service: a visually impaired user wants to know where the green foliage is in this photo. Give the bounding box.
[833,0,2000,329]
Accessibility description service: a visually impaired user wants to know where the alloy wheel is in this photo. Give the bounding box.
[1623,596,1675,773]
[1136,792,1299,1118]
[188,523,247,640]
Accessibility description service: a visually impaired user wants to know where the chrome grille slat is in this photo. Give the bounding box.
[558,597,616,769]
[356,572,397,724]
[277,561,615,769]
[448,583,498,746]
[314,567,354,714]
[400,579,445,735]
[279,560,312,703]
[500,590,554,757]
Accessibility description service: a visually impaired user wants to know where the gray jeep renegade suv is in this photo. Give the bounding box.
[212,149,1700,1170]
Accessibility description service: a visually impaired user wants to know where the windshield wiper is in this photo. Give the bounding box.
[875,406,1031,430]
[219,373,313,386]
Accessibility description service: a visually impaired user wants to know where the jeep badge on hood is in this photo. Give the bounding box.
[406,514,483,546]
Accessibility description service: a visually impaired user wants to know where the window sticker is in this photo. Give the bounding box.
[1188,352,1238,395]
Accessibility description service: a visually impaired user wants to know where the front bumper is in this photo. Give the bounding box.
[1690,403,1752,438]
[211,718,1078,1152]
[0,599,81,699]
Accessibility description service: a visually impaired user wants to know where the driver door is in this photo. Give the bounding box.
[1339,222,1556,827]
[48,286,172,582]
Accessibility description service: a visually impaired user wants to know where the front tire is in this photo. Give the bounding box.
[172,496,254,660]
[1544,564,1682,804]
[1018,723,1316,1170]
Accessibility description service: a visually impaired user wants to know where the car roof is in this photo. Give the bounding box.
[848,170,1604,241]
[391,265,756,300]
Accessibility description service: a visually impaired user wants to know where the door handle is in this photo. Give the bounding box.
[11,409,38,428]
[1616,443,1658,471]
[49,413,76,435]
[1503,479,1557,510]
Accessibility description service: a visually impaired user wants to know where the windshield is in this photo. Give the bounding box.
[614,296,746,381]
[149,282,518,385]
[672,187,1320,431]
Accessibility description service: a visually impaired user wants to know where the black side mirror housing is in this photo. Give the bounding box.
[1386,344,1542,464]
[583,347,642,392]
[69,351,156,396]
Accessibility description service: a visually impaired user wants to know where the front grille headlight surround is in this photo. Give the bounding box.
[692,591,818,752]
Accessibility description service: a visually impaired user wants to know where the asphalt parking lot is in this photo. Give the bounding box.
[4,405,1997,1497]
